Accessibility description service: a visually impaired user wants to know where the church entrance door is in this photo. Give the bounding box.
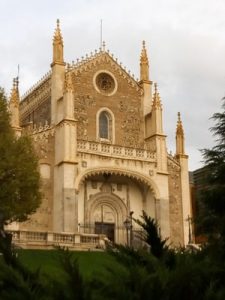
[95,222,115,242]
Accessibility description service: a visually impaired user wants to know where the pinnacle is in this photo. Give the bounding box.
[9,77,20,105]
[176,112,184,136]
[152,82,162,109]
[53,18,63,43]
[140,40,148,64]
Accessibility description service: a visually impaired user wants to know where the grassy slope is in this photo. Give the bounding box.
[17,249,117,281]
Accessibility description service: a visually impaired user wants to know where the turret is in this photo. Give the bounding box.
[139,41,152,115]
[175,112,191,245]
[176,112,185,156]
[53,66,78,233]
[9,77,21,137]
[51,19,66,125]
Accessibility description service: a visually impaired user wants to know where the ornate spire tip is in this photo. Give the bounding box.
[56,19,60,28]
[142,40,146,48]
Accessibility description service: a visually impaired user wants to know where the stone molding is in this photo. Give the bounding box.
[75,167,160,198]
[77,140,156,161]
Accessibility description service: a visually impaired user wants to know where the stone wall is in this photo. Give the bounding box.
[20,128,54,231]
[72,54,144,148]
[167,156,184,246]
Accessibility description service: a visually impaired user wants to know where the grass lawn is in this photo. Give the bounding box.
[17,249,118,282]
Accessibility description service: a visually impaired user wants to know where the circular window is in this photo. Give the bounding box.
[94,71,117,96]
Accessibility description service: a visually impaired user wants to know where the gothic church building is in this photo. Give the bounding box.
[8,20,191,247]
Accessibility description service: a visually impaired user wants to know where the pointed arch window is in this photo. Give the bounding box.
[97,110,114,142]
[99,111,109,139]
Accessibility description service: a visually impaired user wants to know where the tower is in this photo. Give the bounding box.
[175,112,192,245]
[52,22,78,233]
[51,19,66,125]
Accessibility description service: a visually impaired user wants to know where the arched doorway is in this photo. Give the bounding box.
[93,203,116,242]
[86,185,127,244]
[77,171,160,245]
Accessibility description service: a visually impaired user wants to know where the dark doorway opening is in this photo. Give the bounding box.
[95,222,115,242]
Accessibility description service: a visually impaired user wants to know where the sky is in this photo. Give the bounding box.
[1,0,225,171]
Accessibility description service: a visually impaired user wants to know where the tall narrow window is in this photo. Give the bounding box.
[99,111,109,139]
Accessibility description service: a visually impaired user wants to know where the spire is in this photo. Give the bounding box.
[140,40,149,81]
[9,77,20,132]
[176,112,184,136]
[52,19,64,65]
[176,112,185,155]
[152,83,162,110]
[9,77,20,108]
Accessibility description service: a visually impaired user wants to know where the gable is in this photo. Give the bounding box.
[71,52,145,148]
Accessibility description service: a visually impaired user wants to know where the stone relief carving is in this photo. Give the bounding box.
[119,101,143,148]
[74,94,96,139]
[100,182,112,193]
[168,158,183,246]
[33,133,53,160]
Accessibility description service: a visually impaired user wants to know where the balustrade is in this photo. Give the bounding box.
[6,230,102,249]
[77,140,156,161]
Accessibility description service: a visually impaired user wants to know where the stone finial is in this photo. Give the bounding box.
[140,40,149,65]
[52,19,64,65]
[140,40,149,81]
[176,112,184,136]
[53,19,63,43]
[152,82,162,109]
[176,112,185,155]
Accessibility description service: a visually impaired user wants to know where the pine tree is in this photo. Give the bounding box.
[199,98,225,240]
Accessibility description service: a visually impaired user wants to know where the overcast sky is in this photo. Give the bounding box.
[1,0,225,171]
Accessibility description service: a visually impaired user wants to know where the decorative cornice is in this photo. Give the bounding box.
[31,124,55,141]
[75,167,160,198]
[69,50,142,93]
[20,47,143,118]
[20,73,51,120]
[21,71,51,101]
[167,153,180,168]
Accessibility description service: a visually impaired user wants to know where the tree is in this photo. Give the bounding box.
[0,87,41,225]
[198,98,225,241]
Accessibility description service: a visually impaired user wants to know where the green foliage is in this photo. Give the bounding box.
[1,211,225,299]
[199,98,225,239]
[49,248,91,300]
[134,210,169,258]
[0,234,48,300]
[0,88,41,223]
